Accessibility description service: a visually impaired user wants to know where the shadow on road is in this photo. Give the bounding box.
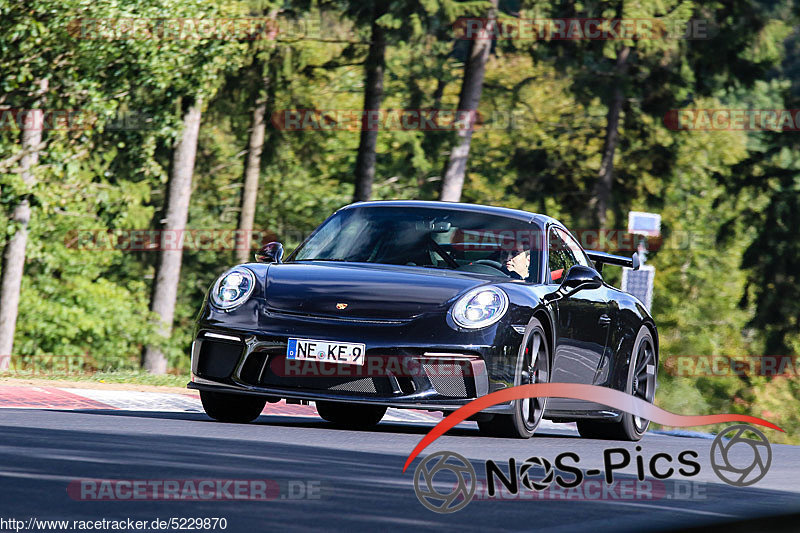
[59,408,578,440]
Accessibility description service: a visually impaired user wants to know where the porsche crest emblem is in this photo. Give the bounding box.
[336,303,348,310]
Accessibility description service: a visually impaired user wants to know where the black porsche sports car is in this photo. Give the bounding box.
[189,201,658,440]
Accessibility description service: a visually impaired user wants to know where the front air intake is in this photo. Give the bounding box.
[196,340,243,380]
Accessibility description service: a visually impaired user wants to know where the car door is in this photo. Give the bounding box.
[547,226,611,385]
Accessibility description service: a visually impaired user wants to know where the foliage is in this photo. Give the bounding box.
[1,0,800,440]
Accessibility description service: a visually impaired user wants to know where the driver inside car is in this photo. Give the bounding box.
[502,244,530,280]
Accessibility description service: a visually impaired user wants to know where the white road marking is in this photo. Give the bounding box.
[588,500,738,518]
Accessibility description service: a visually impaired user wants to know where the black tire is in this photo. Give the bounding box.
[200,390,266,423]
[478,318,550,438]
[315,401,386,428]
[577,326,657,441]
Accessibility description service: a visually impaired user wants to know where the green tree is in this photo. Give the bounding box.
[440,0,498,202]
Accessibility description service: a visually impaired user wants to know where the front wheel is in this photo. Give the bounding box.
[478,318,550,438]
[577,326,657,441]
[200,390,266,423]
[315,401,386,429]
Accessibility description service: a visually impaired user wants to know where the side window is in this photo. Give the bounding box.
[547,228,577,284]
[558,228,590,268]
[547,227,589,283]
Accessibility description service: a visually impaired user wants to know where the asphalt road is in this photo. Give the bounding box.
[0,408,798,532]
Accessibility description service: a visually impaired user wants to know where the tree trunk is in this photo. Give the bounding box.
[439,0,498,203]
[141,97,203,374]
[236,70,270,264]
[590,46,630,229]
[0,79,48,370]
[352,1,388,202]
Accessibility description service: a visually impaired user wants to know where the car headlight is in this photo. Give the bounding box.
[210,267,256,310]
[451,286,509,329]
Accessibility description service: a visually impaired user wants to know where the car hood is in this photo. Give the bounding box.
[263,261,489,320]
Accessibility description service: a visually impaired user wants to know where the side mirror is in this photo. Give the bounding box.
[631,252,641,271]
[255,241,284,264]
[562,265,602,292]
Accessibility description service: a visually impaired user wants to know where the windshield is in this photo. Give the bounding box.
[291,206,541,280]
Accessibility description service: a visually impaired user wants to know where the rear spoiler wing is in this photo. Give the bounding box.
[586,250,640,272]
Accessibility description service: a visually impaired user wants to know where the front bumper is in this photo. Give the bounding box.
[189,326,515,414]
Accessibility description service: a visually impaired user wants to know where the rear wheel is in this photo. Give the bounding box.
[200,390,266,423]
[315,401,386,429]
[478,318,550,438]
[577,326,657,441]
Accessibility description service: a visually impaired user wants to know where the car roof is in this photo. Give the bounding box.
[341,200,558,227]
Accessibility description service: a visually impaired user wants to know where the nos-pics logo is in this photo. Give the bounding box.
[413,424,772,513]
[413,451,476,513]
[709,424,771,487]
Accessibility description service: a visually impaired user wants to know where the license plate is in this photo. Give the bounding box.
[286,338,365,366]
